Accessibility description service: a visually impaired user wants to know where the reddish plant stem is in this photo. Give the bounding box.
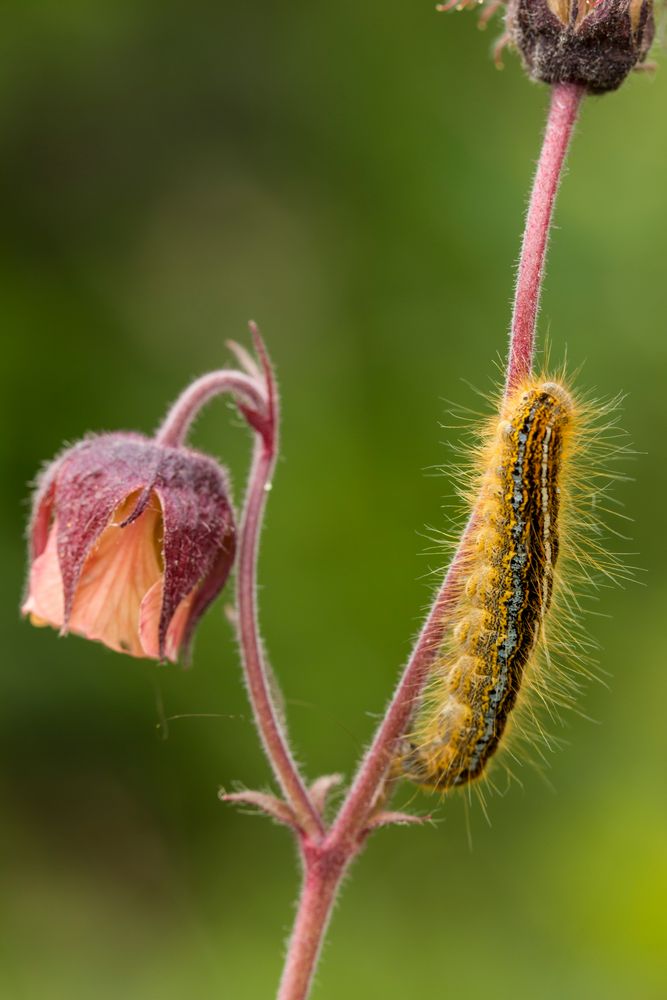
[330,81,584,856]
[327,515,476,851]
[156,370,266,448]
[277,848,349,1000]
[237,436,324,839]
[506,82,584,393]
[276,82,585,999]
[157,342,323,839]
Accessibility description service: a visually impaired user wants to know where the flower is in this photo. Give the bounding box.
[22,433,236,663]
[507,0,655,93]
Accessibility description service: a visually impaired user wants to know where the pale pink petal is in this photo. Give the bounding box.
[67,492,163,658]
[137,579,163,659]
[139,580,195,663]
[21,522,65,628]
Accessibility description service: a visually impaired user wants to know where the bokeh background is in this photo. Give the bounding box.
[2,3,666,998]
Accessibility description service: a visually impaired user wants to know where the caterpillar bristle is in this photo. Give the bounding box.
[396,373,632,798]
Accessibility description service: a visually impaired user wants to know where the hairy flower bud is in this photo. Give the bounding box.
[22,433,236,663]
[507,0,655,93]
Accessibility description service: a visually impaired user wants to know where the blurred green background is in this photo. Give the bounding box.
[2,3,666,998]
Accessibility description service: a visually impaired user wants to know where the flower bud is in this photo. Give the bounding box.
[22,433,236,663]
[507,0,655,93]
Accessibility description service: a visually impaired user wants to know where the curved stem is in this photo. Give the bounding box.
[155,334,322,838]
[237,436,325,839]
[506,82,584,393]
[156,370,266,448]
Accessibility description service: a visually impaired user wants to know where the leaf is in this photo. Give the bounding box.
[219,788,298,829]
[309,774,344,815]
[363,810,432,833]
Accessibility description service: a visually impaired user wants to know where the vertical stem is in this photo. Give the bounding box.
[238,437,324,839]
[506,82,584,393]
[278,83,586,999]
[155,336,323,838]
[277,852,347,1000]
[330,81,586,856]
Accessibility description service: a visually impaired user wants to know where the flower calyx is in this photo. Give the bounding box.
[507,0,655,93]
[228,323,277,454]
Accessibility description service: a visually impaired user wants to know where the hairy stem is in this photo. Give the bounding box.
[276,82,585,998]
[156,370,266,448]
[327,515,476,851]
[156,337,322,838]
[277,849,348,1000]
[506,82,584,393]
[237,436,324,838]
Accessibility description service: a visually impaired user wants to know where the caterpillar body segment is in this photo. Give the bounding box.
[400,379,576,792]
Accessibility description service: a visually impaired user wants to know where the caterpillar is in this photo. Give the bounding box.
[398,375,626,794]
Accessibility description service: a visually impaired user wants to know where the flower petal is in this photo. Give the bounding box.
[67,492,163,657]
[138,579,195,663]
[21,520,65,627]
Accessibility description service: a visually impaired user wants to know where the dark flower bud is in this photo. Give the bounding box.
[507,0,655,94]
[22,433,236,663]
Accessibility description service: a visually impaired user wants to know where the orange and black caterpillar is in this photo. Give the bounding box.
[399,378,578,792]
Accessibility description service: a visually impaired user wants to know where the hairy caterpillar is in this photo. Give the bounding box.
[399,375,626,793]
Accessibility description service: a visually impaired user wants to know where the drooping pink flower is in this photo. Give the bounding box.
[22,433,236,663]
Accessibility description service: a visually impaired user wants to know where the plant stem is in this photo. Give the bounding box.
[277,848,348,1000]
[155,370,266,448]
[237,436,324,839]
[506,82,584,393]
[327,515,476,851]
[156,338,323,839]
[276,82,585,998]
